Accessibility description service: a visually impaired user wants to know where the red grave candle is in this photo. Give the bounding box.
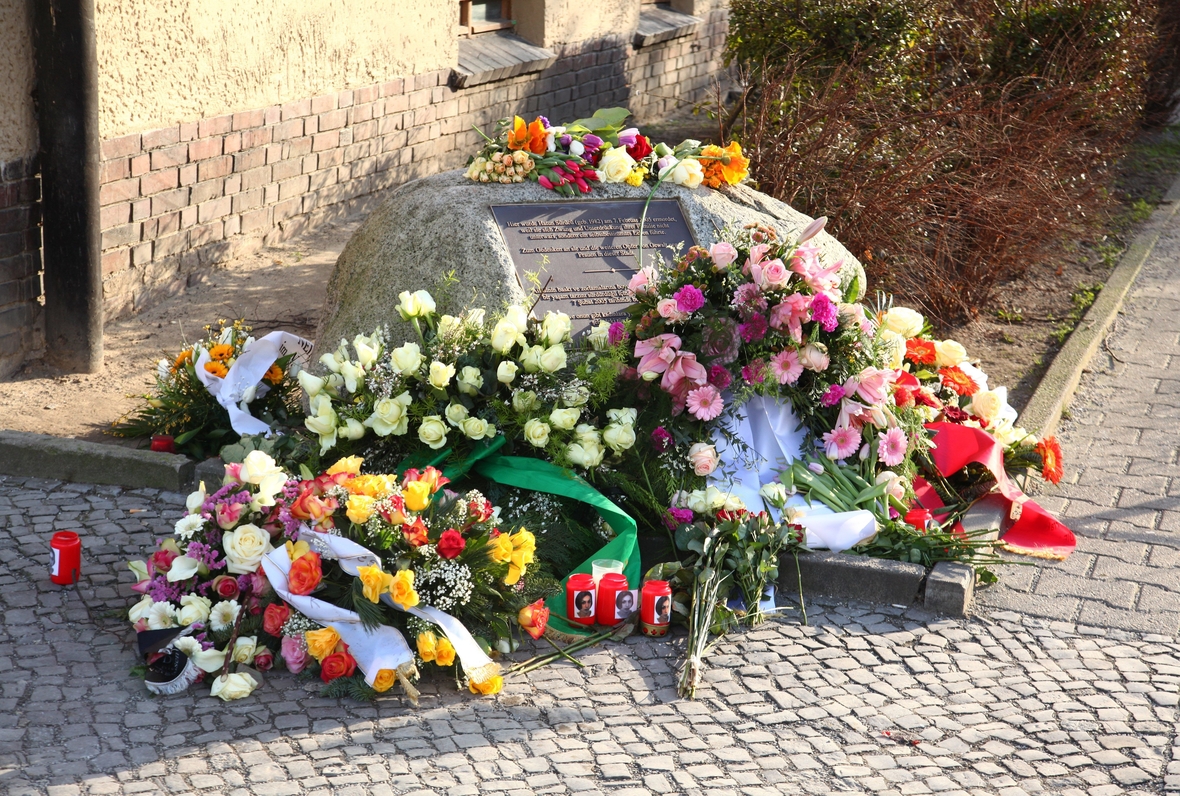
[640,580,672,636]
[50,531,82,585]
[566,573,597,625]
[596,573,633,627]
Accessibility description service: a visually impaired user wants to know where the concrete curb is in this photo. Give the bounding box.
[0,430,195,492]
[1019,174,1180,438]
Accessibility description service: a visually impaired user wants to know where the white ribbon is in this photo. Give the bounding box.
[194,331,313,436]
[289,529,502,685]
[712,395,877,552]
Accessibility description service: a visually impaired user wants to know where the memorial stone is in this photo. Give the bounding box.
[315,169,866,355]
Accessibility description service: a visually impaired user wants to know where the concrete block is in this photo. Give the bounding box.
[0,430,194,491]
[924,561,975,617]
[778,551,926,606]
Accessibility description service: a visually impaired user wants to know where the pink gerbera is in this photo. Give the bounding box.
[685,385,725,421]
[770,349,803,385]
[822,425,861,460]
[878,427,908,466]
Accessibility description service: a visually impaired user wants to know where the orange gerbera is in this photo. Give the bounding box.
[700,142,750,188]
[208,343,234,362]
[263,364,284,385]
[938,366,978,396]
[905,338,937,365]
[506,116,548,155]
[203,360,228,378]
[1036,436,1064,485]
[172,348,193,372]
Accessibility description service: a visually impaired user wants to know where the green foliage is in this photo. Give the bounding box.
[1051,281,1104,344]
[320,674,379,701]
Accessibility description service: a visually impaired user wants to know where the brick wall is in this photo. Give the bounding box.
[92,22,728,322]
[0,157,41,379]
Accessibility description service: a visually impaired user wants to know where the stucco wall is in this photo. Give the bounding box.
[0,0,38,162]
[515,0,639,49]
[95,0,458,140]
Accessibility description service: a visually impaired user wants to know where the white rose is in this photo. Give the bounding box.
[497,361,518,384]
[587,321,611,351]
[934,339,968,368]
[603,423,636,452]
[465,308,486,328]
[882,307,925,338]
[759,482,788,508]
[147,601,179,630]
[437,314,462,338]
[687,442,720,476]
[305,393,339,454]
[210,672,259,701]
[445,402,470,427]
[490,319,524,354]
[523,419,551,448]
[339,360,365,394]
[178,594,212,626]
[721,492,746,512]
[388,342,423,376]
[239,451,286,506]
[166,555,201,582]
[504,305,529,334]
[512,390,539,413]
[364,391,412,436]
[685,490,709,514]
[128,595,155,623]
[428,361,456,390]
[607,408,637,426]
[541,312,572,346]
[319,341,348,373]
[174,514,205,540]
[800,343,830,372]
[549,407,581,430]
[232,635,258,664]
[567,439,605,468]
[457,365,484,396]
[461,417,494,440]
[397,289,436,320]
[222,523,271,575]
[598,146,637,183]
[338,417,365,441]
[539,344,567,373]
[520,345,545,373]
[969,389,1004,428]
[669,158,704,190]
[353,333,380,368]
[297,369,325,397]
[574,423,600,444]
[418,416,449,449]
[561,384,590,407]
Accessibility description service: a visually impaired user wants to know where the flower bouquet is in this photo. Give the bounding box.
[112,319,302,458]
[464,106,749,195]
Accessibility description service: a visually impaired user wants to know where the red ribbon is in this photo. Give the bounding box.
[919,422,1075,557]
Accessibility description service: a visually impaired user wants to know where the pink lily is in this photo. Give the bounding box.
[769,293,812,343]
[635,333,682,378]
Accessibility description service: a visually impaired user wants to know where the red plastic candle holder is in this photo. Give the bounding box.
[566,573,596,625]
[596,573,634,627]
[50,531,81,585]
[640,580,672,636]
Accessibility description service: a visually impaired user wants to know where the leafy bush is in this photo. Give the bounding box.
[727,0,1159,324]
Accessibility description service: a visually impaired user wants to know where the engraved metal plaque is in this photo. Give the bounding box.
[491,199,696,334]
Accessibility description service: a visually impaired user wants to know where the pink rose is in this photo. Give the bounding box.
[215,501,245,530]
[687,442,719,476]
[223,462,243,484]
[708,242,738,269]
[253,647,275,672]
[656,298,689,323]
[212,574,240,600]
[800,343,830,372]
[149,548,177,574]
[752,258,789,290]
[743,243,771,275]
[281,636,310,674]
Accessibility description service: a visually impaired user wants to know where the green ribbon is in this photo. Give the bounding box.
[400,439,640,636]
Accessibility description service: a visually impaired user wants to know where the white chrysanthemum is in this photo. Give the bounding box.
[146,601,179,630]
[174,514,205,540]
[209,599,241,632]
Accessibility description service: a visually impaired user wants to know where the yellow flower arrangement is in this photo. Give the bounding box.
[326,456,364,476]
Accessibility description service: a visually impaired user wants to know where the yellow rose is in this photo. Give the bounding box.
[435,637,456,667]
[305,627,341,662]
[469,675,504,695]
[445,402,469,427]
[389,342,424,375]
[357,564,393,603]
[232,635,257,664]
[372,669,396,692]
[428,361,456,390]
[549,407,581,431]
[403,480,433,512]
[346,474,393,498]
[347,494,377,525]
[327,456,364,476]
[389,570,419,609]
[882,307,925,338]
[285,539,310,561]
[417,631,438,663]
[539,344,567,373]
[461,417,493,440]
[489,533,514,564]
[523,418,551,448]
[210,672,258,701]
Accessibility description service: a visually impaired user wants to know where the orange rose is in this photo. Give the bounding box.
[402,516,428,547]
[372,669,396,692]
[518,599,549,640]
[320,650,357,683]
[287,551,323,595]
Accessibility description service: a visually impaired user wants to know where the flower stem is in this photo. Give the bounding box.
[544,634,584,667]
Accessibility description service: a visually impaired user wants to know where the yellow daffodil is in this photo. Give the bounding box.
[305,627,341,662]
[435,637,456,667]
[346,494,377,525]
[389,569,419,609]
[417,631,438,663]
[403,480,432,512]
[357,564,393,603]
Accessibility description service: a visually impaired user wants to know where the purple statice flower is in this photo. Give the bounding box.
[147,576,183,603]
[202,483,251,515]
[186,540,226,571]
[673,284,706,314]
[237,574,256,595]
[731,282,768,317]
[708,364,733,391]
[742,360,767,385]
[607,321,628,347]
[651,426,674,453]
[810,293,839,333]
[820,383,846,407]
[739,313,768,343]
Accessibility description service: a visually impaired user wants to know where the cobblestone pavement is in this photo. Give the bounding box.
[2,476,1178,796]
[977,214,1180,636]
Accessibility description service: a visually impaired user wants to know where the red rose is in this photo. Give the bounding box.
[263,602,290,637]
[518,599,549,640]
[212,574,240,600]
[436,529,466,560]
[626,135,653,160]
[320,650,357,683]
[253,648,275,672]
[287,552,323,596]
[149,549,177,574]
[402,516,429,547]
